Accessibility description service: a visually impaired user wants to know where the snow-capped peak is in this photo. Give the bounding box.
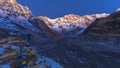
[38,13,109,36]
[0,0,111,37]
[0,0,17,4]
[84,13,109,20]
[0,0,32,20]
[116,8,120,12]
[0,0,63,39]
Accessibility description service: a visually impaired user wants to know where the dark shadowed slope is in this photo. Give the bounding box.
[83,10,120,36]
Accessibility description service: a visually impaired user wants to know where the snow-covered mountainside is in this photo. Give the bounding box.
[0,0,110,37]
[38,14,109,36]
[0,0,34,33]
[0,0,32,19]
[116,8,120,12]
[0,0,62,39]
[0,0,37,34]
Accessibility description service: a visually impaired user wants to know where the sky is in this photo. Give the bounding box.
[17,0,120,18]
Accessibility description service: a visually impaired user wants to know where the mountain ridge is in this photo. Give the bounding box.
[0,0,119,38]
[38,13,109,36]
[83,10,120,36]
[0,0,63,39]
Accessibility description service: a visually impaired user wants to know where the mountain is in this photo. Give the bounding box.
[0,0,17,4]
[0,0,110,38]
[0,0,120,68]
[84,9,120,36]
[0,0,62,40]
[0,0,32,19]
[116,8,120,12]
[38,14,109,36]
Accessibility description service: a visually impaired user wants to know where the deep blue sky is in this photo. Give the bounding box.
[17,0,120,18]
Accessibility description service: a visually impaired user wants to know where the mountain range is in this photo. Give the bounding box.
[38,13,109,36]
[0,0,120,68]
[0,0,109,39]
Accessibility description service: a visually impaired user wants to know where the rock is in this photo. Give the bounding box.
[27,61,35,66]
[3,44,11,49]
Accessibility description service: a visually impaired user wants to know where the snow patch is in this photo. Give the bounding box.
[116,8,120,12]
[36,56,63,68]
[0,64,10,68]
[11,45,19,49]
[0,47,5,54]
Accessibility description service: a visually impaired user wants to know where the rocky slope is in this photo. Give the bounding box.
[0,37,63,68]
[36,36,120,68]
[38,13,109,36]
[83,9,120,36]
